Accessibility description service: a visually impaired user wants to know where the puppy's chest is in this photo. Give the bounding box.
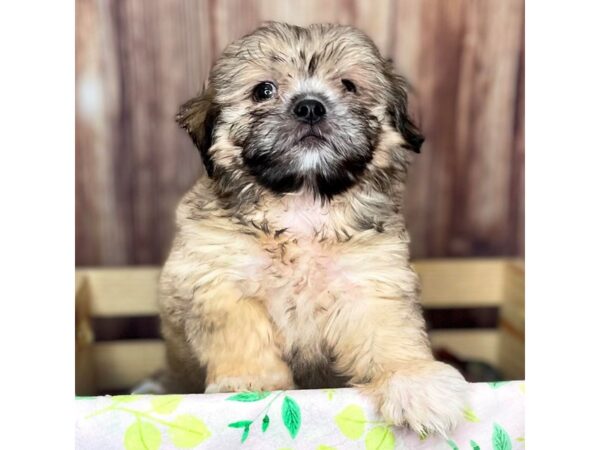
[260,237,360,344]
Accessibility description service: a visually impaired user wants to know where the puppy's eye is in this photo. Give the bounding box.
[341,79,357,93]
[253,82,277,101]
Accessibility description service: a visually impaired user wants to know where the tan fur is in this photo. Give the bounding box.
[159,22,467,434]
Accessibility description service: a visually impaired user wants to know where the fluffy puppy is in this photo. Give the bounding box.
[159,22,467,435]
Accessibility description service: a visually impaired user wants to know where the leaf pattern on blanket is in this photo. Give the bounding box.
[227,391,271,402]
[464,407,480,422]
[124,420,161,450]
[168,414,211,448]
[151,395,182,414]
[79,382,524,449]
[227,391,303,442]
[365,426,395,450]
[334,404,366,439]
[281,395,302,438]
[492,422,512,450]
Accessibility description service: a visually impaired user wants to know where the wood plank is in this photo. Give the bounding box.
[93,340,166,392]
[413,259,510,306]
[503,260,525,305]
[498,330,525,380]
[429,330,499,366]
[75,274,96,395]
[80,267,161,316]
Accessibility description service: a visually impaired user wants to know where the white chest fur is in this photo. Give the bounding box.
[262,237,362,356]
[247,195,367,361]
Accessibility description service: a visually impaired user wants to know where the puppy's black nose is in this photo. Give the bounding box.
[293,99,326,124]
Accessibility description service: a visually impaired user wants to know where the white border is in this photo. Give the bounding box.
[2,1,600,448]
[527,0,600,447]
[0,2,74,449]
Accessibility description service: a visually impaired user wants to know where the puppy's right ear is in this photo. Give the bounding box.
[176,86,218,177]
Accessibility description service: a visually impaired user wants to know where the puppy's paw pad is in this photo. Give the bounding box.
[380,362,468,436]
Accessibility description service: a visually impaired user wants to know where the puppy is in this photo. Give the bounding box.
[158,22,467,435]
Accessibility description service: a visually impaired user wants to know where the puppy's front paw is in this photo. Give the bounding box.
[374,361,468,436]
[205,359,295,394]
[205,372,295,393]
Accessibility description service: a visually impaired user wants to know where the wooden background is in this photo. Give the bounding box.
[76,0,524,266]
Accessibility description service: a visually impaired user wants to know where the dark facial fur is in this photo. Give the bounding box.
[177,22,423,201]
[240,91,381,198]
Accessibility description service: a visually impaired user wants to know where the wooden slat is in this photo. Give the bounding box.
[93,340,166,392]
[413,259,510,306]
[75,275,96,395]
[498,330,525,380]
[498,300,524,380]
[429,330,500,366]
[499,261,524,380]
[79,266,161,316]
[503,260,525,305]
[500,303,525,339]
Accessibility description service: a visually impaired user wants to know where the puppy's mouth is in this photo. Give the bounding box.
[298,130,326,146]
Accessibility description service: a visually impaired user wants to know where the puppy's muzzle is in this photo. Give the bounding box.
[293,98,326,124]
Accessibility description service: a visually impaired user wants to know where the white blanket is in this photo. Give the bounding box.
[76,381,524,449]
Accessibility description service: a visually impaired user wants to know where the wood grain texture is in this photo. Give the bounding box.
[76,0,524,265]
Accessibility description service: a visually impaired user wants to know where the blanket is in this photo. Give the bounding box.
[76,381,524,449]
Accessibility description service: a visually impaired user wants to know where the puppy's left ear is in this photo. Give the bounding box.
[176,85,219,177]
[385,64,425,153]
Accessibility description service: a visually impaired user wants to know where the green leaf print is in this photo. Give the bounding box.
[241,424,251,443]
[281,395,302,438]
[227,391,271,402]
[447,439,459,450]
[228,420,253,443]
[464,407,480,422]
[317,445,337,450]
[334,404,366,440]
[228,420,253,428]
[489,381,509,389]
[492,423,512,450]
[365,426,395,450]
[470,439,481,450]
[151,395,183,414]
[262,414,270,432]
[124,420,161,450]
[168,414,211,448]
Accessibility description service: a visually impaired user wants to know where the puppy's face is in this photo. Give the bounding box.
[178,22,423,200]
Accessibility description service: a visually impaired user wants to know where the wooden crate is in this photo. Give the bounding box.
[75,258,524,395]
